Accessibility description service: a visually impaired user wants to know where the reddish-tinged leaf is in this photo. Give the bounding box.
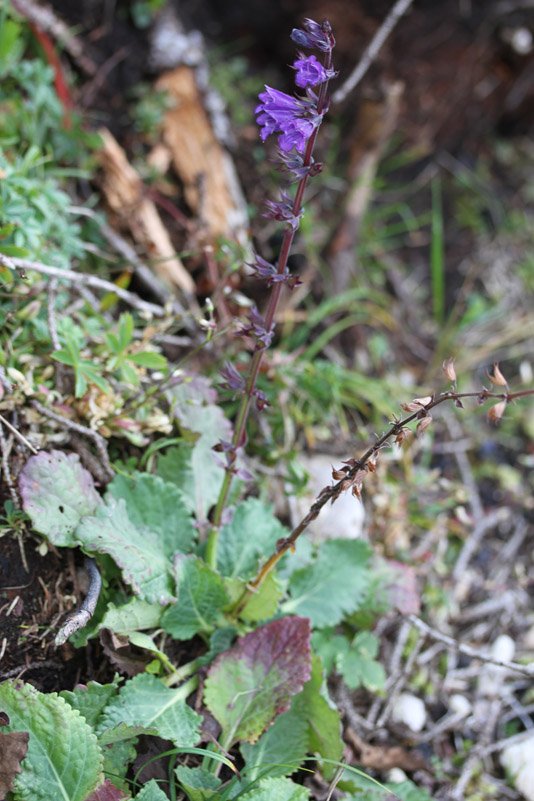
[85,780,129,801]
[0,722,29,798]
[204,617,311,746]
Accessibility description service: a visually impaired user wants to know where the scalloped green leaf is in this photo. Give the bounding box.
[133,779,169,800]
[161,555,228,640]
[218,499,289,579]
[337,632,386,692]
[97,674,201,748]
[283,539,371,627]
[60,678,122,727]
[175,766,221,801]
[241,706,309,781]
[204,617,311,747]
[19,450,101,546]
[106,473,196,556]
[75,497,175,604]
[239,777,310,801]
[292,656,343,774]
[0,680,103,801]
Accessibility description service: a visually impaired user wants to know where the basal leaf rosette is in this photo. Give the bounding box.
[204,616,311,747]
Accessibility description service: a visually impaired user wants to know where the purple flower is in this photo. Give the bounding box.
[239,307,274,349]
[220,362,245,393]
[250,253,302,289]
[293,55,328,88]
[264,191,302,230]
[256,86,315,154]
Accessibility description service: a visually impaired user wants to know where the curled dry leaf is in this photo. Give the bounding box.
[488,401,506,424]
[442,357,457,382]
[416,415,433,436]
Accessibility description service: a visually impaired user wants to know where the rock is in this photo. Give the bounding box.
[288,454,365,542]
[478,634,516,697]
[500,733,534,801]
[449,694,471,717]
[391,693,427,732]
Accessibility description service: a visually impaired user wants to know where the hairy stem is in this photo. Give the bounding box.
[232,387,534,613]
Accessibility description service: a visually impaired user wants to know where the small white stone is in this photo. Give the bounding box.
[387,768,408,784]
[288,454,365,542]
[391,693,427,732]
[449,694,471,717]
[491,634,515,662]
[500,733,534,801]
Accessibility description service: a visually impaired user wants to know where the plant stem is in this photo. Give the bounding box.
[205,56,334,570]
[163,659,200,687]
[231,387,534,613]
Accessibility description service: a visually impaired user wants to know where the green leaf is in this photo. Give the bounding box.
[60,678,122,727]
[241,706,309,780]
[204,617,311,747]
[19,450,102,546]
[218,499,288,579]
[283,540,371,627]
[337,632,386,692]
[164,382,233,521]
[106,472,196,556]
[311,630,349,675]
[133,779,169,800]
[161,555,228,640]
[117,313,134,350]
[129,351,167,369]
[239,777,310,801]
[292,656,343,771]
[175,766,221,801]
[75,497,175,604]
[97,674,201,748]
[95,598,163,636]
[100,738,137,791]
[239,572,284,623]
[0,680,103,801]
[157,443,224,522]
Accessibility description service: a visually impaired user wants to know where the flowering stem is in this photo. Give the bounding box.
[205,49,334,570]
[230,387,534,614]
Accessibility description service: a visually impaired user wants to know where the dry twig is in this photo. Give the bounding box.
[332,0,414,104]
[407,615,534,677]
[0,252,169,319]
[31,400,113,481]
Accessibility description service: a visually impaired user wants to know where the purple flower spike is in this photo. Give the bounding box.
[293,55,329,88]
[239,307,275,349]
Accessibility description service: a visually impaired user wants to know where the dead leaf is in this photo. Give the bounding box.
[85,779,129,801]
[346,728,426,772]
[0,724,29,800]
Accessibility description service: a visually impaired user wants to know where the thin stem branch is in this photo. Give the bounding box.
[233,388,533,611]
